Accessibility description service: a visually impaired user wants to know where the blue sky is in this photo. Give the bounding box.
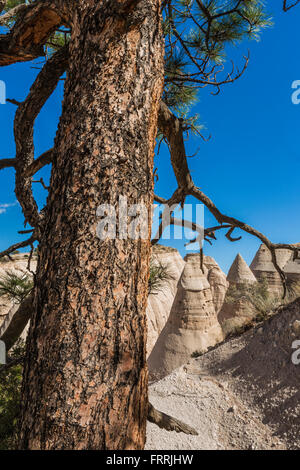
[0,3,300,273]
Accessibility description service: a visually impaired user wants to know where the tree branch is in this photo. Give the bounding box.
[0,157,15,170]
[157,102,298,297]
[14,46,68,230]
[0,3,27,26]
[0,292,33,351]
[283,0,300,11]
[24,148,53,178]
[0,149,53,176]
[158,101,193,193]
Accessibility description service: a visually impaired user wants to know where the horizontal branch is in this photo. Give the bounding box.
[24,148,53,178]
[151,199,232,246]
[0,235,36,260]
[0,149,53,175]
[0,157,15,170]
[157,103,298,297]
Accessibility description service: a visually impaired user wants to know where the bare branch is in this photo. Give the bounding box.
[0,235,36,260]
[158,102,193,193]
[0,149,52,176]
[283,0,300,11]
[14,46,68,229]
[7,98,22,106]
[225,226,242,242]
[32,177,49,191]
[157,102,297,297]
[18,229,34,235]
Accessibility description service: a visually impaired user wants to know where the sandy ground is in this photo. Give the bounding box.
[146,298,300,450]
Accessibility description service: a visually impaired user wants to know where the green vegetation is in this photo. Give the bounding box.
[225,278,278,321]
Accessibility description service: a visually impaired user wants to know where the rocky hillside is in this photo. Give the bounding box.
[1,246,299,450]
[146,298,300,450]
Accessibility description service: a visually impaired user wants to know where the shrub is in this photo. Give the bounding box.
[225,278,280,321]
[223,278,300,337]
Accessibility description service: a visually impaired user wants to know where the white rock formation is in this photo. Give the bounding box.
[283,254,300,285]
[250,244,292,295]
[204,256,228,314]
[146,246,185,355]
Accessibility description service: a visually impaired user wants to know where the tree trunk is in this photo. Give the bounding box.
[18,0,164,450]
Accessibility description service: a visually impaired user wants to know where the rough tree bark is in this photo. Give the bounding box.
[18,0,164,450]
